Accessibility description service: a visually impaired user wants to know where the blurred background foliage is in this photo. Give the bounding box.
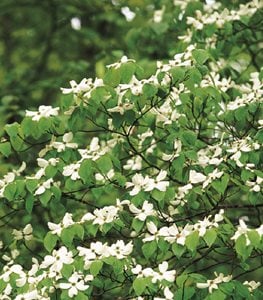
[0,0,262,130]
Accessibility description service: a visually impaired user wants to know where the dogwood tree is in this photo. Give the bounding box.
[0,0,262,299]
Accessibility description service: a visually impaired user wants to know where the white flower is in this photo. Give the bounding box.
[62,163,81,180]
[129,200,156,221]
[231,219,251,245]
[25,105,59,121]
[108,101,134,115]
[145,170,169,192]
[48,213,75,236]
[92,205,119,226]
[59,272,92,298]
[107,56,135,69]
[40,246,73,272]
[164,286,174,300]
[159,223,191,245]
[61,78,103,99]
[13,224,33,241]
[34,178,54,195]
[71,17,81,30]
[109,240,133,259]
[152,261,176,283]
[123,156,142,171]
[52,132,78,152]
[95,169,115,182]
[126,173,147,196]
[246,176,263,192]
[243,280,261,292]
[14,290,39,300]
[189,170,206,184]
[202,169,224,189]
[197,272,232,293]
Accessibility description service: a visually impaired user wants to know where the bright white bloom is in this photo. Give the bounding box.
[159,223,192,245]
[152,261,176,283]
[62,163,81,180]
[163,286,174,300]
[189,170,206,184]
[71,17,81,30]
[61,77,104,100]
[246,176,263,192]
[95,169,115,182]
[25,105,59,121]
[14,290,39,300]
[145,170,169,192]
[40,246,73,272]
[231,219,251,245]
[109,240,133,259]
[0,264,23,282]
[93,205,119,226]
[243,280,261,292]
[107,55,135,69]
[52,132,78,152]
[48,213,75,236]
[34,178,54,195]
[197,272,232,293]
[123,156,142,170]
[121,7,136,22]
[59,272,92,298]
[202,169,224,189]
[13,224,33,241]
[126,173,147,196]
[129,200,156,221]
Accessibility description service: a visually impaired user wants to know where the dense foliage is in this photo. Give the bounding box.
[0,0,263,299]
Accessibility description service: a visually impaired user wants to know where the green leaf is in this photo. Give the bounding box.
[133,277,148,296]
[72,224,85,240]
[96,155,113,173]
[5,123,20,137]
[90,260,103,276]
[4,182,17,201]
[212,174,229,195]
[151,189,165,202]
[192,49,209,65]
[203,228,217,247]
[181,131,197,146]
[61,228,74,247]
[26,179,38,193]
[61,264,74,279]
[44,232,58,252]
[209,289,226,300]
[39,190,52,206]
[172,243,185,258]
[142,83,158,98]
[25,194,35,214]
[132,218,144,233]
[142,241,157,259]
[176,274,188,288]
[185,231,199,252]
[219,282,234,295]
[120,62,136,83]
[171,154,185,181]
[0,142,11,157]
[79,159,94,184]
[235,235,252,261]
[104,67,121,87]
[247,230,261,248]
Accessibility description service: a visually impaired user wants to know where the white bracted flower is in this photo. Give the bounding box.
[13,224,33,241]
[48,213,75,236]
[59,272,93,298]
[25,105,59,121]
[197,272,232,293]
